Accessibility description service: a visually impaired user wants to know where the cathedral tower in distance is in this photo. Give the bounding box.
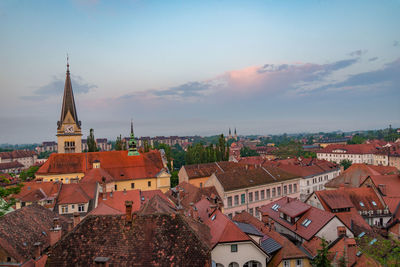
[57,59,82,153]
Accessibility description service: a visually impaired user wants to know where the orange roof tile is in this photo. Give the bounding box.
[57,183,97,204]
[98,189,141,213]
[13,181,61,207]
[317,144,379,154]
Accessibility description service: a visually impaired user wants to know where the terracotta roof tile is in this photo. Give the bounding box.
[0,150,36,159]
[13,181,61,208]
[0,161,24,171]
[57,183,97,205]
[183,161,239,179]
[317,144,379,154]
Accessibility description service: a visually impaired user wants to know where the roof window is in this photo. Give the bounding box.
[356,251,362,257]
[371,201,377,206]
[359,201,365,207]
[358,232,365,238]
[301,218,312,227]
[369,238,377,245]
[271,204,280,211]
[211,214,216,221]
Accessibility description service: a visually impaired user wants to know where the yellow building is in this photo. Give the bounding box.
[57,60,82,154]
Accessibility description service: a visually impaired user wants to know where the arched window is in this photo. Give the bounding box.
[216,264,224,267]
[243,260,261,267]
[229,263,239,267]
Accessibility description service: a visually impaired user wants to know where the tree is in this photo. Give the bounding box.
[115,135,126,151]
[143,140,150,152]
[312,238,331,267]
[0,184,23,216]
[170,170,179,188]
[240,147,259,157]
[87,128,98,152]
[19,166,39,181]
[347,134,366,144]
[340,159,352,170]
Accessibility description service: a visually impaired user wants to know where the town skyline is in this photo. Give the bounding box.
[1,0,399,143]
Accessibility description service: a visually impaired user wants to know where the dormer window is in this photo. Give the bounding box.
[271,204,280,211]
[371,201,377,206]
[359,201,365,207]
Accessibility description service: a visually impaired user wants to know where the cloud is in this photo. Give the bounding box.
[21,75,97,101]
[368,57,378,62]
[348,49,368,57]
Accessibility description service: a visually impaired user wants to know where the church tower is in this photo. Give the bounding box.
[128,121,140,156]
[57,59,82,153]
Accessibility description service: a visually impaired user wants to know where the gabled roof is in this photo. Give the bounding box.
[313,190,354,210]
[37,150,165,181]
[80,167,115,184]
[98,190,141,213]
[165,181,221,209]
[47,212,211,266]
[13,181,61,208]
[317,144,379,154]
[195,198,250,247]
[88,202,124,216]
[213,165,298,191]
[0,204,69,263]
[325,164,398,189]
[259,197,336,241]
[57,183,97,205]
[0,161,24,171]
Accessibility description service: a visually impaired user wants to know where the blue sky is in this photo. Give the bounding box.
[0,0,399,143]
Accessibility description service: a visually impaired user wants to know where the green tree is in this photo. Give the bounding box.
[347,134,366,144]
[0,184,23,216]
[19,166,39,181]
[143,140,150,152]
[312,238,331,267]
[240,147,259,157]
[170,170,179,188]
[87,128,98,152]
[115,135,126,151]
[340,159,352,170]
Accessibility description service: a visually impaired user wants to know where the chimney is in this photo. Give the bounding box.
[73,212,80,227]
[261,212,269,225]
[33,242,41,259]
[125,201,133,223]
[49,218,62,246]
[378,184,387,195]
[337,226,347,237]
[270,220,275,231]
[102,178,107,200]
[345,238,357,267]
[67,221,73,232]
[94,257,110,267]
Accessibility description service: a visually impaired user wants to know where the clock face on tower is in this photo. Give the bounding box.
[64,125,74,133]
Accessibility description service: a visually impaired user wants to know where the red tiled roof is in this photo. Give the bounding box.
[259,197,335,241]
[233,211,308,264]
[317,144,379,154]
[195,198,250,247]
[37,150,165,181]
[88,202,124,216]
[314,190,354,210]
[183,161,239,179]
[98,190,141,212]
[335,209,372,234]
[278,201,310,218]
[80,167,115,184]
[266,158,339,178]
[325,164,398,189]
[302,236,322,257]
[0,161,24,170]
[13,181,61,207]
[57,183,97,204]
[0,150,36,159]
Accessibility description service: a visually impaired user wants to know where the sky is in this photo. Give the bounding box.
[0,0,399,144]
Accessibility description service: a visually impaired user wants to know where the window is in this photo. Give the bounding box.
[234,195,239,205]
[302,218,312,227]
[272,188,276,197]
[148,181,151,187]
[307,180,310,186]
[71,204,75,209]
[296,259,303,267]
[261,190,265,199]
[289,184,292,194]
[255,191,259,201]
[283,260,290,267]
[249,192,253,202]
[249,208,254,215]
[371,201,377,206]
[255,208,259,217]
[228,262,239,267]
[277,187,281,196]
[241,194,245,204]
[114,184,117,191]
[228,213,233,219]
[78,204,85,212]
[228,196,232,207]
[61,205,68,213]
[360,201,365,207]
[231,244,238,252]
[284,185,287,195]
[271,204,280,211]
[131,183,135,189]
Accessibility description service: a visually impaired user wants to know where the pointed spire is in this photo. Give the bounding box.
[58,57,81,129]
[128,120,140,156]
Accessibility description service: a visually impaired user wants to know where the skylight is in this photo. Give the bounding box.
[211,214,216,221]
[301,218,312,227]
[359,201,365,207]
[372,201,377,206]
[271,204,280,211]
[356,251,362,257]
[369,238,377,245]
[358,232,365,238]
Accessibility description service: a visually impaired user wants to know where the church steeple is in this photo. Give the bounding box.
[57,57,81,130]
[128,120,140,156]
[56,57,82,154]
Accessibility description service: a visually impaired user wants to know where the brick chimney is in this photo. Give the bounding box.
[337,226,346,237]
[49,218,62,246]
[33,242,41,259]
[73,212,80,227]
[94,257,110,267]
[261,212,269,226]
[125,201,133,223]
[345,238,357,267]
